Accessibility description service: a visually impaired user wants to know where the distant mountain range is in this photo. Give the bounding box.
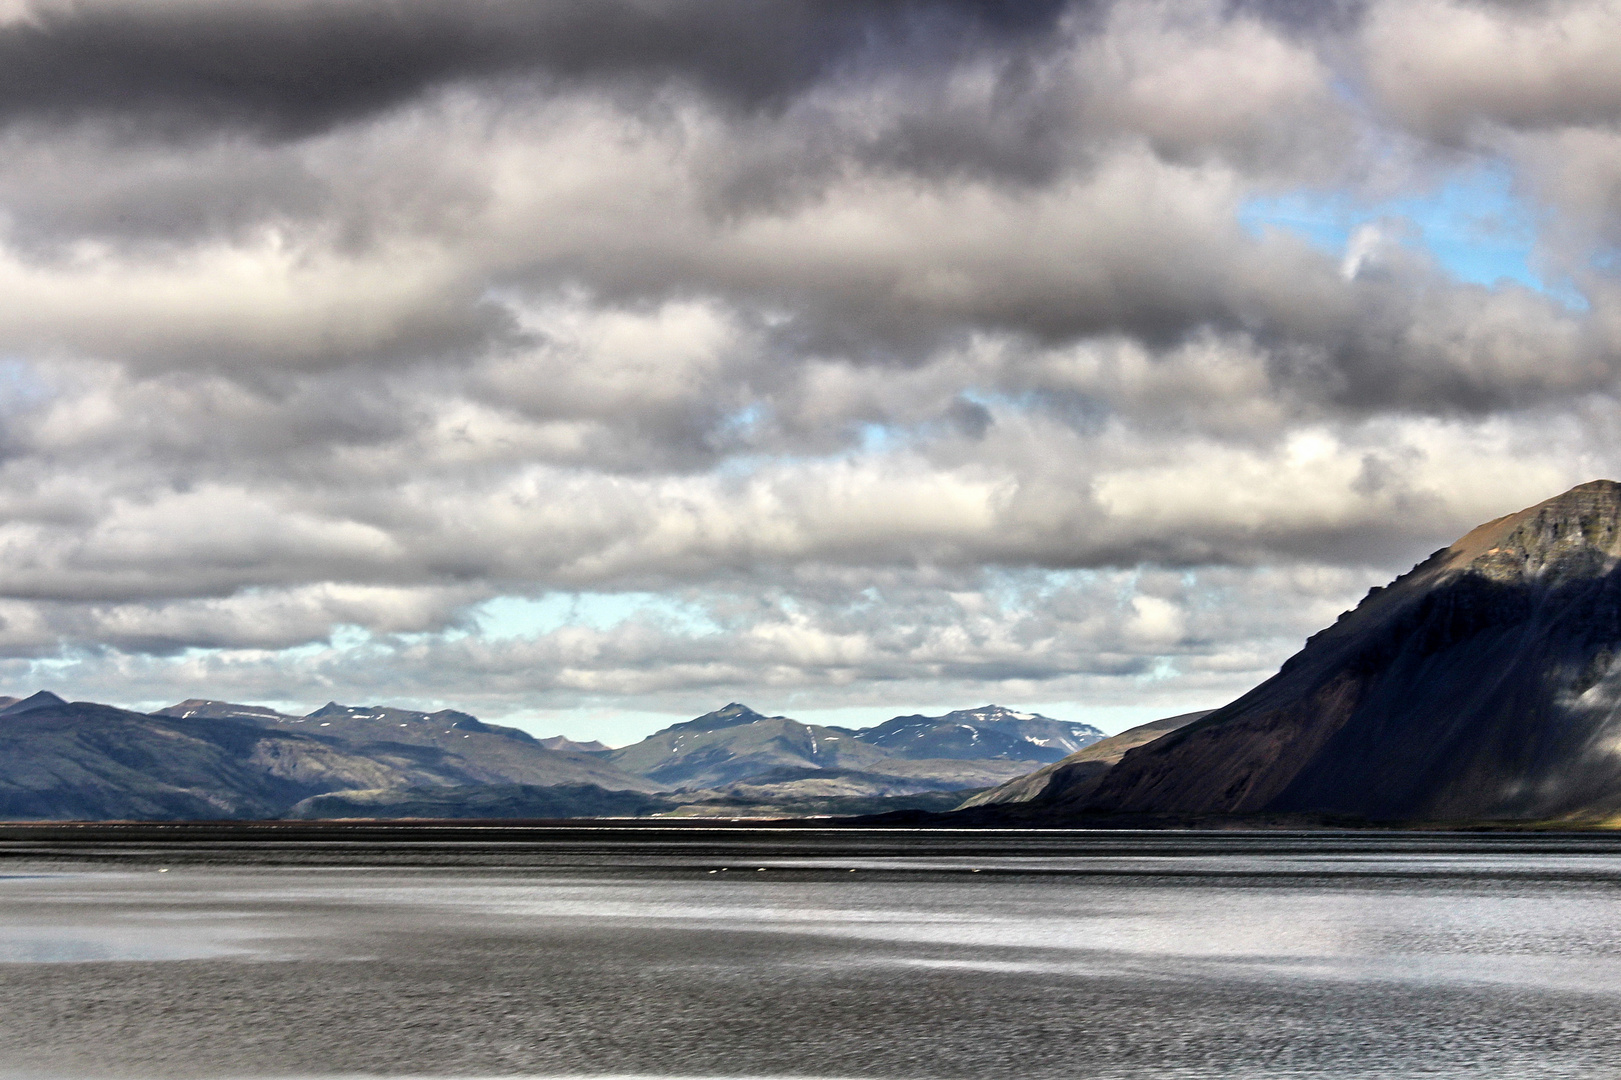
[154,699,650,793]
[602,702,1098,791]
[0,693,1104,820]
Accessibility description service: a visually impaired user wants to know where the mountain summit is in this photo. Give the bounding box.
[0,691,69,717]
[1432,479,1621,586]
[1082,480,1621,821]
[853,705,1103,762]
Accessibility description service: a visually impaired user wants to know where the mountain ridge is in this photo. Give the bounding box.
[853,705,1103,762]
[0,696,412,819]
[151,699,658,794]
[1079,480,1621,821]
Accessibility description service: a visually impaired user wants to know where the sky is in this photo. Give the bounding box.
[2,0,1621,744]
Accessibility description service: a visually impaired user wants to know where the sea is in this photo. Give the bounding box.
[0,825,1618,1079]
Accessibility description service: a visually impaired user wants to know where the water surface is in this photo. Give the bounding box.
[0,828,1617,1078]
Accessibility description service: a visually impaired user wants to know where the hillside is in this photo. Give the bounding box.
[0,692,409,819]
[957,710,1211,809]
[1083,480,1621,821]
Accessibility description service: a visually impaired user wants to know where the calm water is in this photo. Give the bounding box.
[0,828,1618,1078]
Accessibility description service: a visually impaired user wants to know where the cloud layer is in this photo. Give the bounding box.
[2,0,1619,735]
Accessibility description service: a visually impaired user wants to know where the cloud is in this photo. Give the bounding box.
[1364,0,1621,139]
[0,0,1618,732]
[1,560,1390,721]
[0,0,1070,139]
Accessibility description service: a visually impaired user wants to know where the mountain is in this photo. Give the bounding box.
[2,690,68,716]
[153,699,658,793]
[605,703,909,789]
[1082,480,1621,822]
[852,705,1104,762]
[536,735,610,753]
[159,699,289,723]
[957,710,1211,809]
[603,702,1046,792]
[0,694,412,819]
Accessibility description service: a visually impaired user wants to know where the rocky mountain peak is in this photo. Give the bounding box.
[667,702,774,733]
[155,699,291,721]
[1440,479,1621,586]
[963,705,1031,720]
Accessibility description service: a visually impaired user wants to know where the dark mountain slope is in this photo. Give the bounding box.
[1085,480,1621,821]
[852,705,1104,762]
[1,691,59,714]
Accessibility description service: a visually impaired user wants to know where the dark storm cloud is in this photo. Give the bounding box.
[0,0,1070,139]
[1230,0,1367,34]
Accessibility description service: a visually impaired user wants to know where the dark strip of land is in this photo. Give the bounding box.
[4,819,1621,870]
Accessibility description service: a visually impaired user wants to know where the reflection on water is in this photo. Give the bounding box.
[0,834,1619,1078]
[0,925,264,963]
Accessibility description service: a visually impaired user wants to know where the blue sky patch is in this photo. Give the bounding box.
[1240,165,1587,308]
[477,592,722,639]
